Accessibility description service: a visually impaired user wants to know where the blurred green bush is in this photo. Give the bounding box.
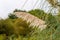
[0,9,60,40]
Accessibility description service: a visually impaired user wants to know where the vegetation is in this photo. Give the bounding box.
[0,9,60,40]
[28,9,47,20]
[13,9,26,12]
[8,13,18,19]
[0,17,34,40]
[46,0,60,12]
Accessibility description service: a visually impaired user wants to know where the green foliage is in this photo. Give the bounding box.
[28,9,58,29]
[0,19,14,36]
[0,18,34,40]
[0,9,60,40]
[46,13,57,29]
[14,18,34,36]
[13,9,26,12]
[52,25,60,40]
[0,34,7,40]
[28,9,47,20]
[8,13,18,19]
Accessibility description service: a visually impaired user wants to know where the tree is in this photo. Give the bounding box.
[8,13,18,19]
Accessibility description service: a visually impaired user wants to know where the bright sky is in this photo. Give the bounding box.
[0,0,55,18]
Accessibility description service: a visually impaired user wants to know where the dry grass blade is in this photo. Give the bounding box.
[46,0,57,7]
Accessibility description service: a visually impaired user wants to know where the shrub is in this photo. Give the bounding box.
[14,18,34,36]
[13,9,26,12]
[8,13,18,19]
[0,19,14,36]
